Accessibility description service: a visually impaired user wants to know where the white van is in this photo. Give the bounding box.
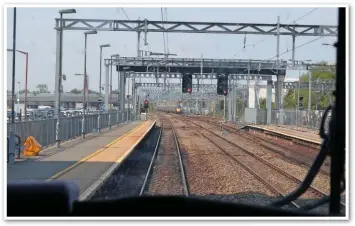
[38,105,51,110]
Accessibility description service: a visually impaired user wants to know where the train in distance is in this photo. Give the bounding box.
[156,101,183,114]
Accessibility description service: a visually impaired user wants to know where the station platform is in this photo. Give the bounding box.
[14,122,136,163]
[7,120,156,200]
[245,125,322,146]
[268,125,320,136]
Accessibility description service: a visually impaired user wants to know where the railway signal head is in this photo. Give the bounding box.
[182,73,193,93]
[144,100,149,109]
[217,74,228,96]
[298,96,304,110]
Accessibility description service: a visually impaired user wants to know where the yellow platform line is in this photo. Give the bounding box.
[79,120,156,200]
[46,121,148,181]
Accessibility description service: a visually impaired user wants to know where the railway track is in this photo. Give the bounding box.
[81,115,189,200]
[141,114,189,196]
[170,116,299,209]
[235,125,330,166]
[193,118,331,176]
[167,116,284,206]
[89,126,161,200]
[176,115,345,210]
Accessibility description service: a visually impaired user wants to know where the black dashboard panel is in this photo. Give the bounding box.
[7,182,318,217]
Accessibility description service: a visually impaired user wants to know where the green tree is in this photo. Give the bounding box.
[284,70,334,110]
[259,97,276,109]
[235,97,245,115]
[299,61,335,82]
[88,89,99,94]
[69,88,81,94]
[282,89,297,109]
[19,89,30,94]
[36,84,50,93]
[300,71,335,82]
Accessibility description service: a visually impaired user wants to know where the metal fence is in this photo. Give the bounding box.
[271,109,331,131]
[239,108,331,131]
[241,108,267,125]
[7,110,134,149]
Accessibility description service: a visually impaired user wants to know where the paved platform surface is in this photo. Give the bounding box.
[248,125,322,144]
[14,122,135,162]
[77,120,156,200]
[268,125,319,136]
[7,120,145,183]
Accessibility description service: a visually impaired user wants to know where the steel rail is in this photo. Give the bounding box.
[173,115,300,209]
[139,125,163,196]
[185,117,345,209]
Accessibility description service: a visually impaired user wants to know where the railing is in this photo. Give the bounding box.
[271,109,331,131]
[239,108,331,131]
[7,110,134,150]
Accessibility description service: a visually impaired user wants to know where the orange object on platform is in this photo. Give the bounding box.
[23,136,43,156]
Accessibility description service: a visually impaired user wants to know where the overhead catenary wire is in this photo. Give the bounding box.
[293,8,318,23]
[264,8,329,61]
[121,8,150,53]
[238,31,335,74]
[266,32,337,61]
[240,11,281,52]
[244,8,319,54]
[284,8,319,53]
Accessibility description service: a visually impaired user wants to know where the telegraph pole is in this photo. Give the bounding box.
[11,7,17,131]
[56,8,76,148]
[276,16,280,63]
[276,15,281,110]
[308,68,312,125]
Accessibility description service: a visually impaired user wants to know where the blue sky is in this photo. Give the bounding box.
[6,7,338,93]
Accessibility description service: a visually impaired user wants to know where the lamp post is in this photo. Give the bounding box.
[108,54,119,129]
[122,67,131,122]
[56,8,76,148]
[17,81,20,119]
[110,54,120,101]
[10,7,16,134]
[8,49,28,120]
[99,44,110,97]
[82,30,97,139]
[98,44,110,132]
[301,60,313,126]
[127,78,130,121]
[75,73,85,109]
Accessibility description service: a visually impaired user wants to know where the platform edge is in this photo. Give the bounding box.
[78,120,157,201]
